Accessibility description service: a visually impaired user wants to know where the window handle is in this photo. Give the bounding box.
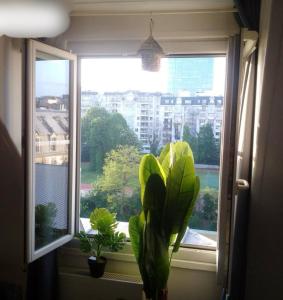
[235,179,250,192]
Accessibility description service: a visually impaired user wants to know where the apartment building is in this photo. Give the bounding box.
[82,90,223,152]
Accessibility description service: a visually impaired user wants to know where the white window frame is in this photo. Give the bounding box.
[75,53,228,253]
[27,40,77,262]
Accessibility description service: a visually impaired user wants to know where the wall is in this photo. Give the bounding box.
[48,10,239,300]
[50,12,239,55]
[0,37,26,291]
[245,0,283,299]
[58,244,220,300]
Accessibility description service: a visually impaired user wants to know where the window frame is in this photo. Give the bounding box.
[26,39,77,263]
[75,53,228,252]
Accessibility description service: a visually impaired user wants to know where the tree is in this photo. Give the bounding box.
[81,107,140,172]
[80,191,108,218]
[189,187,218,231]
[197,123,219,165]
[148,133,160,156]
[96,145,141,221]
[182,124,198,161]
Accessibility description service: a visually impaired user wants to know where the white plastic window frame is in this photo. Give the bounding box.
[74,50,229,253]
[27,40,77,263]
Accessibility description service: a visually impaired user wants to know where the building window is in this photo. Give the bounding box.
[50,136,56,151]
[80,56,226,249]
[35,136,40,153]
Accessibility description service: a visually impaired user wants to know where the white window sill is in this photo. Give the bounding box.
[80,217,217,249]
[60,239,217,275]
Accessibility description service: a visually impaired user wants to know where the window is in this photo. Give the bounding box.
[35,136,40,153]
[27,40,76,262]
[80,56,226,249]
[50,135,57,151]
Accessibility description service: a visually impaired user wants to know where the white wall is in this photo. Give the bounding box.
[58,245,220,300]
[245,1,283,299]
[50,12,239,55]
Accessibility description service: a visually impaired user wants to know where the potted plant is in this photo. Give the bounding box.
[77,208,126,278]
[129,141,200,300]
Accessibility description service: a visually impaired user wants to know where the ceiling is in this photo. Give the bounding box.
[66,0,236,15]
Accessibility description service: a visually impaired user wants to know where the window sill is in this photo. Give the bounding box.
[80,218,217,250]
[59,239,217,274]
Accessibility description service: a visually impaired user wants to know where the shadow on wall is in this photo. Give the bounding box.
[0,120,25,298]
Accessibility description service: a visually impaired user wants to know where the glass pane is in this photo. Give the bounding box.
[34,51,70,250]
[80,57,226,248]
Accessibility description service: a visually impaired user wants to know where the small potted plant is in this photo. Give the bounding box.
[77,208,126,278]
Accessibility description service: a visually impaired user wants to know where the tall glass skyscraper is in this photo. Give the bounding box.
[167,57,214,95]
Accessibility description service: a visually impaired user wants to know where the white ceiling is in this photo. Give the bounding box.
[66,0,235,15]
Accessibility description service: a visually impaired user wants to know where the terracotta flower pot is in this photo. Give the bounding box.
[88,256,107,278]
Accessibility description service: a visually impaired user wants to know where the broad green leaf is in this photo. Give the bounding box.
[173,176,200,252]
[153,235,170,289]
[173,141,194,163]
[129,216,141,262]
[158,143,170,164]
[143,226,169,293]
[160,143,173,178]
[159,142,194,178]
[143,174,166,225]
[139,154,165,204]
[164,155,196,235]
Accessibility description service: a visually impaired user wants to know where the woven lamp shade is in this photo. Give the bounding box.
[138,34,164,72]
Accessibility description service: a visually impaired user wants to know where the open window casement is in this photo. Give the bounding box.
[27,40,77,262]
[217,29,258,298]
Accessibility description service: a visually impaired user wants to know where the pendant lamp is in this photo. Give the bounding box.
[138,18,164,72]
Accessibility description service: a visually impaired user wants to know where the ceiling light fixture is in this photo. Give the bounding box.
[138,18,164,72]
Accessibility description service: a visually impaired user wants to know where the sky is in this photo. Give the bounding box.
[35,56,227,97]
[36,59,69,97]
[81,57,227,96]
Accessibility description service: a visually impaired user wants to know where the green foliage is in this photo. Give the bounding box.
[189,187,218,231]
[182,125,198,161]
[35,202,58,249]
[35,203,57,236]
[197,123,219,165]
[183,123,220,165]
[81,107,140,172]
[77,208,126,258]
[148,133,160,156]
[90,207,117,235]
[97,145,141,221]
[129,141,200,299]
[80,192,107,218]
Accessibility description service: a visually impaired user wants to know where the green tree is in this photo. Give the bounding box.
[182,124,198,161]
[148,133,160,156]
[189,187,218,231]
[197,123,219,165]
[80,191,108,218]
[97,145,141,221]
[81,107,140,172]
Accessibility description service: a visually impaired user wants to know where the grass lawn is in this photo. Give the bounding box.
[196,168,219,190]
[81,162,219,189]
[81,162,100,184]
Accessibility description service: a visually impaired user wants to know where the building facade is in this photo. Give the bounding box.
[82,91,224,153]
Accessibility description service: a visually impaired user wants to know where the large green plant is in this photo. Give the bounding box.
[129,141,200,300]
[77,208,126,258]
